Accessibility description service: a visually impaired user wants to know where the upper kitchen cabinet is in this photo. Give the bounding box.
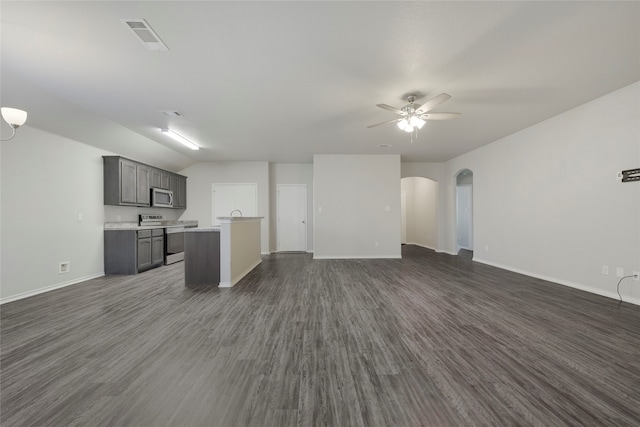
[150,168,170,190]
[103,156,187,209]
[170,174,187,209]
[104,156,150,207]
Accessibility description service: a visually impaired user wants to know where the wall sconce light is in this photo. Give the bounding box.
[1,108,28,141]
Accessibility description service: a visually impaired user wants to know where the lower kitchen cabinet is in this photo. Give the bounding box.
[105,228,164,275]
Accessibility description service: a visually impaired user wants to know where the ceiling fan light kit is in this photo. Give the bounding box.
[368,93,460,141]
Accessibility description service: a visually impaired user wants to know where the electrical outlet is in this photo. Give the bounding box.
[616,267,624,278]
[59,261,70,274]
[602,265,609,275]
[633,271,640,281]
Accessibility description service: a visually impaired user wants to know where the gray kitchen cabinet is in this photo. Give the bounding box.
[104,156,186,208]
[184,230,220,286]
[119,159,137,204]
[152,233,165,266]
[169,174,187,209]
[103,156,150,207]
[150,168,171,190]
[136,164,150,205]
[105,228,164,275]
[137,230,153,272]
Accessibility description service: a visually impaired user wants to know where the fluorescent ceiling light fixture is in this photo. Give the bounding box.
[160,128,199,150]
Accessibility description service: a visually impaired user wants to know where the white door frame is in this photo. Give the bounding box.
[455,183,473,252]
[277,184,307,252]
[401,191,407,244]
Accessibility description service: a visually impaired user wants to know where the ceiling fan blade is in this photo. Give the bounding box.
[415,93,451,114]
[422,112,461,120]
[367,118,400,128]
[376,104,405,115]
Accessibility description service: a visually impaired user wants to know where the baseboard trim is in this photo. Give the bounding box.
[0,272,105,305]
[405,242,437,251]
[436,250,458,256]
[472,258,640,307]
[313,255,402,260]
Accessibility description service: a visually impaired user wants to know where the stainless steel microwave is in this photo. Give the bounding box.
[151,187,173,208]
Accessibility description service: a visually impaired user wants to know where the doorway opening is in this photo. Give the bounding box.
[455,169,473,256]
[400,177,438,251]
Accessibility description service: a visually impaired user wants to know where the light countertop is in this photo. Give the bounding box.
[104,220,198,231]
[185,226,221,232]
[216,217,264,222]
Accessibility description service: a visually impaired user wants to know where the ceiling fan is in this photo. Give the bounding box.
[367,93,460,141]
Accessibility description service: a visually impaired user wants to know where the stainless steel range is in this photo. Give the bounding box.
[165,226,186,265]
[139,215,185,265]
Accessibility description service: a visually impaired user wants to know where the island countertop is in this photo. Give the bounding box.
[216,217,264,222]
[185,227,221,232]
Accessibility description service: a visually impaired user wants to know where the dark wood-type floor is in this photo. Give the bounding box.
[1,245,639,426]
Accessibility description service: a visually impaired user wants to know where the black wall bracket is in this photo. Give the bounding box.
[619,168,640,183]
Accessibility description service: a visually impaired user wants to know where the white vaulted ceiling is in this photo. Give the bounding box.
[1,1,639,171]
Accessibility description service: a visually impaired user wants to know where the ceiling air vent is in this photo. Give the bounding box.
[160,110,183,117]
[122,19,169,51]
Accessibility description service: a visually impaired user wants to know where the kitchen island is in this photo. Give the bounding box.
[184,217,263,287]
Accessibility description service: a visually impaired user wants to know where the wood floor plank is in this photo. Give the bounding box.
[2,245,639,426]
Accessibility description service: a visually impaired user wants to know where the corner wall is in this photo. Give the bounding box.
[314,154,401,259]
[1,127,108,302]
[443,81,640,304]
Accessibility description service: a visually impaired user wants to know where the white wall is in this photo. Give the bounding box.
[401,177,437,250]
[179,162,270,254]
[269,163,314,252]
[443,81,640,304]
[1,127,107,302]
[314,154,401,259]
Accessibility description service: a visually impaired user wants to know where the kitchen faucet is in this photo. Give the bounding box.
[230,209,243,217]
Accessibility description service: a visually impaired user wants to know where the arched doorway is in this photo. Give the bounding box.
[400,177,438,250]
[455,169,473,255]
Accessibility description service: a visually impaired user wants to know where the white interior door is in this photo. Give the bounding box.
[277,184,307,252]
[212,183,257,225]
